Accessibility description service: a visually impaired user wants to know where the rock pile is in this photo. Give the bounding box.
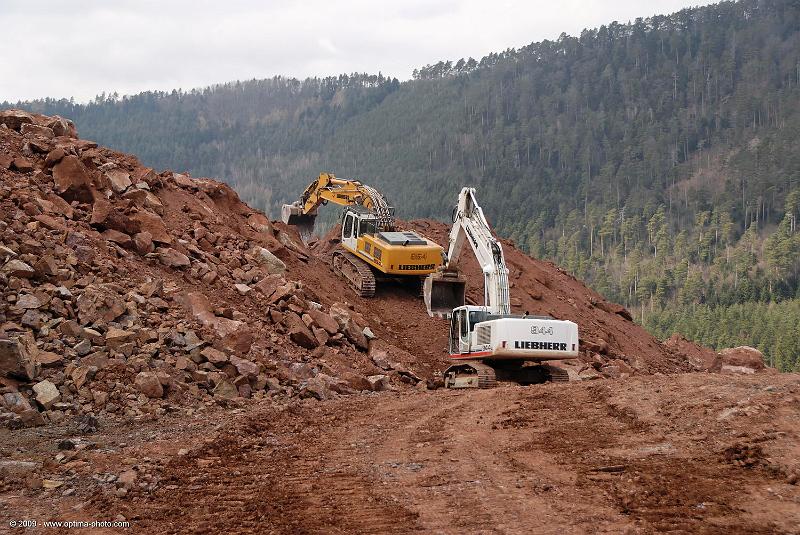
[0,109,390,429]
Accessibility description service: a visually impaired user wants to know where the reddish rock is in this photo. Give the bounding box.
[255,274,285,298]
[44,147,66,167]
[201,347,228,365]
[716,346,766,371]
[365,374,390,392]
[664,334,718,370]
[105,328,134,350]
[0,109,34,131]
[308,309,339,335]
[11,156,34,173]
[106,169,132,193]
[133,231,154,255]
[213,379,238,399]
[132,211,171,244]
[90,199,137,234]
[46,116,77,138]
[32,380,60,409]
[35,351,63,367]
[247,213,272,233]
[53,155,94,203]
[177,292,253,354]
[229,355,259,377]
[344,319,369,352]
[101,229,134,249]
[285,311,318,349]
[0,153,12,169]
[313,327,330,346]
[33,256,58,278]
[134,372,163,398]
[157,247,190,268]
[76,285,126,324]
[26,138,51,154]
[596,300,634,322]
[21,123,55,139]
[3,259,35,278]
[0,336,39,380]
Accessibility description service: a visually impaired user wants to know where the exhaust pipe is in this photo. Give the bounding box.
[424,271,467,318]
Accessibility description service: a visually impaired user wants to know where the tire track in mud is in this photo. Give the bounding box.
[86,375,800,534]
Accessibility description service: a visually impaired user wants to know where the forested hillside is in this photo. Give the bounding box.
[12,0,800,369]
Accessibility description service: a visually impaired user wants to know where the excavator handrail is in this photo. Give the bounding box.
[283,172,395,232]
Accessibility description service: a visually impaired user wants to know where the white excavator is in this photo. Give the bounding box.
[424,187,579,388]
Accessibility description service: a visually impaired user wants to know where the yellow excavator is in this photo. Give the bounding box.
[282,172,445,297]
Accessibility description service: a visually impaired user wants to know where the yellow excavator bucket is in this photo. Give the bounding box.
[281,202,317,236]
[424,271,467,317]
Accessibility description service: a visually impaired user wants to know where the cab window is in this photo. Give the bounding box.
[460,310,470,343]
[469,310,487,331]
[359,219,378,236]
[343,214,353,238]
[449,313,459,353]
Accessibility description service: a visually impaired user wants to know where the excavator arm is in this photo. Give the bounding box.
[424,187,510,316]
[281,172,394,235]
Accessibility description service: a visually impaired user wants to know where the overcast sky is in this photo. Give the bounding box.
[1,0,714,103]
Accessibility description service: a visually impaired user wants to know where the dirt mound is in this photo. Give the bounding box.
[0,110,411,430]
[663,333,719,370]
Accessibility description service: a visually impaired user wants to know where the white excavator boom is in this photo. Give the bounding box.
[425,187,510,317]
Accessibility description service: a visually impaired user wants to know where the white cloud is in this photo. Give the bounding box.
[0,0,714,102]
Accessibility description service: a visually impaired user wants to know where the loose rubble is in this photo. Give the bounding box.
[0,109,402,430]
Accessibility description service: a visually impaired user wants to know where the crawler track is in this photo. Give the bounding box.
[332,250,376,297]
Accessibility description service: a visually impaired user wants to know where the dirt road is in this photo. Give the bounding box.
[21,373,784,534]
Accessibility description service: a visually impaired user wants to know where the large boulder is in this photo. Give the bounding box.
[0,336,39,380]
[365,374,390,392]
[308,309,339,335]
[177,292,253,354]
[157,247,190,268]
[213,379,239,399]
[133,232,155,255]
[252,246,286,275]
[76,285,127,324]
[344,319,369,352]
[105,169,132,193]
[21,123,55,139]
[285,311,318,349]
[229,355,259,378]
[105,328,134,350]
[134,372,164,398]
[255,274,285,298]
[32,380,60,409]
[0,110,34,131]
[132,211,171,244]
[2,259,35,278]
[46,115,77,138]
[328,302,352,329]
[90,199,139,234]
[663,333,718,370]
[53,155,95,204]
[716,346,766,371]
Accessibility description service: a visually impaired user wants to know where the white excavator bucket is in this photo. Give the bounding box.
[424,271,467,317]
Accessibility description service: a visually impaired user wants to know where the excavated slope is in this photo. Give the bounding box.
[0,108,768,432]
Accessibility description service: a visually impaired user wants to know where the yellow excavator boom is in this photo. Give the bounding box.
[281,172,394,233]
